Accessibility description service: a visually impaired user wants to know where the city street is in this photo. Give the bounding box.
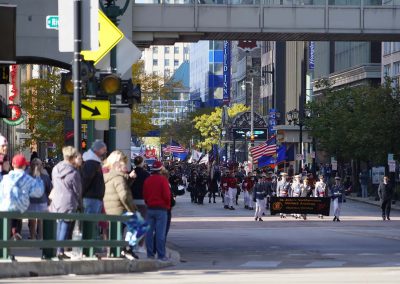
[1,193,399,283]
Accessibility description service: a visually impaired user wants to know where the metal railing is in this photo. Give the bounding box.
[132,0,400,5]
[0,211,130,260]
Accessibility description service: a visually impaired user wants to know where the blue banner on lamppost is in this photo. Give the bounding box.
[268,108,277,136]
[308,41,315,70]
[223,40,231,105]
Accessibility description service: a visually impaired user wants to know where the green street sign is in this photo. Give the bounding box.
[46,15,59,30]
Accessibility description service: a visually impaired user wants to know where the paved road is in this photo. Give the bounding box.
[2,194,399,283]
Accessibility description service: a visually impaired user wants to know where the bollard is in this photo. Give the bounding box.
[42,219,56,259]
[109,221,122,257]
[82,220,97,257]
[0,217,10,259]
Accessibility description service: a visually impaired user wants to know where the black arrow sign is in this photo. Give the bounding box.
[81,104,101,116]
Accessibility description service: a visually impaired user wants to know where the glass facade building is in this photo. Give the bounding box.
[190,40,224,107]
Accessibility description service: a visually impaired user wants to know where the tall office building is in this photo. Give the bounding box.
[381,42,400,84]
[313,42,381,93]
[141,43,191,127]
[189,41,224,107]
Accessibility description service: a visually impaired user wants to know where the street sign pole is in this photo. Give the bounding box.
[73,0,82,152]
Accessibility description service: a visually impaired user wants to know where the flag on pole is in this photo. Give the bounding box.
[162,140,186,154]
[199,154,209,165]
[249,136,277,163]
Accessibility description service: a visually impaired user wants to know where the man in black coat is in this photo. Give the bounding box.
[378,176,393,221]
[82,140,107,214]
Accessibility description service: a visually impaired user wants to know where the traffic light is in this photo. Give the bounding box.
[81,138,87,150]
[121,80,141,105]
[99,73,121,96]
[250,134,255,146]
[61,72,73,95]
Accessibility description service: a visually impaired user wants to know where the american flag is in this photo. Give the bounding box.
[163,140,186,153]
[250,136,277,163]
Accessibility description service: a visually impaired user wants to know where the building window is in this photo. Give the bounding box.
[184,47,189,54]
[174,47,179,54]
[153,59,158,66]
[384,64,391,77]
[165,69,171,77]
[394,42,400,52]
[164,47,170,54]
[153,46,158,53]
[165,59,170,66]
[174,60,179,67]
[383,42,391,55]
[394,61,400,75]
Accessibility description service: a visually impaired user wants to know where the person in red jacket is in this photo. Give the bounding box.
[143,161,171,261]
[243,172,255,210]
[221,170,230,209]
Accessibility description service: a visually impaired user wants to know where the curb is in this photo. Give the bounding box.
[346,196,400,211]
[0,248,180,279]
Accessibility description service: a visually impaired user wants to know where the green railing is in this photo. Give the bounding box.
[0,211,131,260]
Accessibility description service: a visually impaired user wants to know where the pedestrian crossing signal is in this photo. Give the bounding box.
[81,139,87,150]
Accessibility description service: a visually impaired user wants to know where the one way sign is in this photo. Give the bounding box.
[71,100,110,120]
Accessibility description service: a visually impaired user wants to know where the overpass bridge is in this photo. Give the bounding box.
[8,0,400,66]
[132,0,400,47]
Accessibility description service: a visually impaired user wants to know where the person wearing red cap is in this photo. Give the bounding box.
[143,160,171,261]
[0,154,44,240]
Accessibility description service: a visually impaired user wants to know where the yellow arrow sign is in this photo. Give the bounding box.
[72,100,110,120]
[81,10,124,65]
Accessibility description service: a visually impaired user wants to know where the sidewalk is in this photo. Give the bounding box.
[0,247,179,278]
[346,194,400,211]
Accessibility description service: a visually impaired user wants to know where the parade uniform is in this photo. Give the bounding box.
[226,176,238,210]
[242,176,254,210]
[276,178,291,218]
[253,178,268,221]
[315,180,328,219]
[331,183,345,221]
[221,175,230,209]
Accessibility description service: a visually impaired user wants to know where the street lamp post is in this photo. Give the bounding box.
[286,108,304,171]
[242,78,255,162]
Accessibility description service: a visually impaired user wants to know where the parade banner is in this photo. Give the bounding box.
[270,197,331,216]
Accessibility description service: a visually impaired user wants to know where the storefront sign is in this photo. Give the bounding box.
[308,41,315,70]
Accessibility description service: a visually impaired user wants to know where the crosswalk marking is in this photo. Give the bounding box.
[358,253,382,256]
[321,253,344,256]
[240,261,281,268]
[305,261,346,268]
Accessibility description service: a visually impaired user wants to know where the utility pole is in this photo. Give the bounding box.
[73,0,82,152]
[101,0,130,152]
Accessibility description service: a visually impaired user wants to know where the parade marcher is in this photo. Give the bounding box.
[208,166,220,203]
[49,147,82,259]
[299,177,312,220]
[227,171,238,210]
[143,161,171,261]
[290,175,302,219]
[235,168,245,205]
[82,140,107,214]
[221,170,230,209]
[253,174,267,221]
[314,175,328,219]
[276,172,291,218]
[330,176,345,222]
[242,172,255,210]
[0,154,44,241]
[378,176,393,221]
[188,169,198,203]
[196,169,208,205]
